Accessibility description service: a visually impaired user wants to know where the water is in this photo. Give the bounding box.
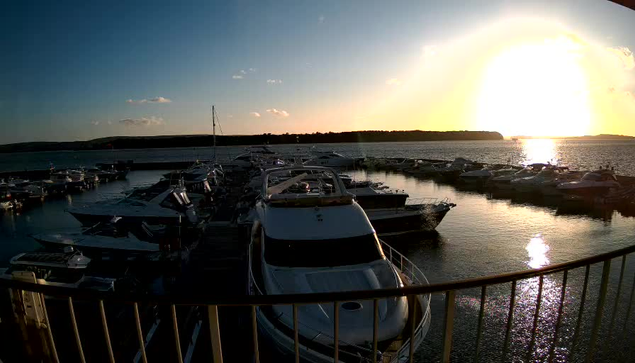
[2,139,635,175]
[2,141,635,361]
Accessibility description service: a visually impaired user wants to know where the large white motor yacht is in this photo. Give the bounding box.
[249,166,430,362]
[303,150,357,168]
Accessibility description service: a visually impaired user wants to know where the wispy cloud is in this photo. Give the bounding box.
[250,112,261,118]
[248,68,256,73]
[232,74,244,79]
[607,46,635,70]
[126,97,172,104]
[318,15,325,24]
[266,79,283,84]
[266,108,289,117]
[90,121,100,126]
[386,78,402,86]
[119,116,164,127]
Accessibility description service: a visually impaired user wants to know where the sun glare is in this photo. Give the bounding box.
[476,35,592,137]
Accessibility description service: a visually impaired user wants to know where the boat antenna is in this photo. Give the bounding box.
[212,105,216,163]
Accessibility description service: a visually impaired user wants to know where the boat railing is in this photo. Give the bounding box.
[404,197,440,206]
[3,243,635,362]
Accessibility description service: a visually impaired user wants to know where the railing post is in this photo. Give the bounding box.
[570,265,591,357]
[473,285,487,363]
[548,271,568,363]
[527,275,544,362]
[98,300,116,363]
[333,302,339,362]
[133,302,148,363]
[251,306,260,363]
[293,304,300,363]
[442,291,456,363]
[67,297,86,363]
[207,305,224,363]
[586,260,611,363]
[409,295,418,362]
[171,305,184,363]
[502,280,517,359]
[373,299,379,363]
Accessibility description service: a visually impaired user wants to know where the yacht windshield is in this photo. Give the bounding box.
[263,234,383,267]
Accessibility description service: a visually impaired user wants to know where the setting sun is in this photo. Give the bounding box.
[476,35,592,137]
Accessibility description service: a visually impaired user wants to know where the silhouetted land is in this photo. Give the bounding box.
[0,130,503,153]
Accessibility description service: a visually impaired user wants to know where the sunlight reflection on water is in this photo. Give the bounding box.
[520,139,559,166]
[526,234,550,269]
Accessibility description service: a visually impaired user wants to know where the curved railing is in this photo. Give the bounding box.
[2,243,635,362]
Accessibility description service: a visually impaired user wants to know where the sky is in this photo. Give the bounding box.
[1,0,634,144]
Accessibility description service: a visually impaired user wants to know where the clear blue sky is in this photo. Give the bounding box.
[1,1,634,144]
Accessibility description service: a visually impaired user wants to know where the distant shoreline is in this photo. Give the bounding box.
[0,130,503,154]
[508,134,635,140]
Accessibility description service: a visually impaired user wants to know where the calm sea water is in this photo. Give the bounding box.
[2,139,635,175]
[1,140,635,361]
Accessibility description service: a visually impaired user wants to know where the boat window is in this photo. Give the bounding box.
[582,173,602,181]
[263,233,383,267]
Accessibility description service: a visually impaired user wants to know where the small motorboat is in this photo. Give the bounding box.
[511,168,561,193]
[68,182,198,226]
[32,220,161,255]
[303,150,357,168]
[557,169,621,197]
[0,249,116,292]
[459,169,493,184]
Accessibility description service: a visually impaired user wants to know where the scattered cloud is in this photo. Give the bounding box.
[386,78,402,86]
[607,46,635,70]
[267,79,283,84]
[227,114,234,118]
[318,15,325,24]
[266,108,289,117]
[248,68,256,73]
[90,121,100,126]
[119,116,164,127]
[250,112,261,118]
[232,74,244,79]
[126,97,172,104]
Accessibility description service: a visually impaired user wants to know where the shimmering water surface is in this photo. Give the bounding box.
[2,140,635,361]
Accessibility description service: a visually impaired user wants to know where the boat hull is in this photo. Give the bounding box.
[366,207,451,236]
[68,211,183,227]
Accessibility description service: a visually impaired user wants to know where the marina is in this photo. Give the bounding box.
[1,140,635,362]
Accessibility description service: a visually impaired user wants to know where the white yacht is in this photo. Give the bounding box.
[249,166,431,362]
[489,167,536,190]
[511,168,561,193]
[303,150,357,168]
[32,221,161,255]
[347,182,455,235]
[459,169,493,184]
[0,249,115,292]
[557,169,621,196]
[68,182,198,226]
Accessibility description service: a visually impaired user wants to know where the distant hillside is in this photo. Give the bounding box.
[0,130,503,153]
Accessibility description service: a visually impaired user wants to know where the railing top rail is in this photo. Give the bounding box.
[2,243,634,306]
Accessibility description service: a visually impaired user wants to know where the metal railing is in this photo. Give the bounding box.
[2,243,635,362]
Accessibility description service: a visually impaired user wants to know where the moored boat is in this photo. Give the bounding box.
[248,166,431,362]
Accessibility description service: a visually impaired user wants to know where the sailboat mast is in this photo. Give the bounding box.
[212,105,216,162]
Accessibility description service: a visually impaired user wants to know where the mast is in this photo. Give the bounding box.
[212,105,216,163]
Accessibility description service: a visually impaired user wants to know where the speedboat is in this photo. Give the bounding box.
[303,150,357,168]
[435,157,474,182]
[557,169,621,197]
[511,168,561,193]
[32,220,161,255]
[0,249,115,292]
[249,166,431,362]
[48,171,72,192]
[68,182,198,226]
[459,169,493,184]
[66,169,86,190]
[346,182,455,235]
[489,167,536,190]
